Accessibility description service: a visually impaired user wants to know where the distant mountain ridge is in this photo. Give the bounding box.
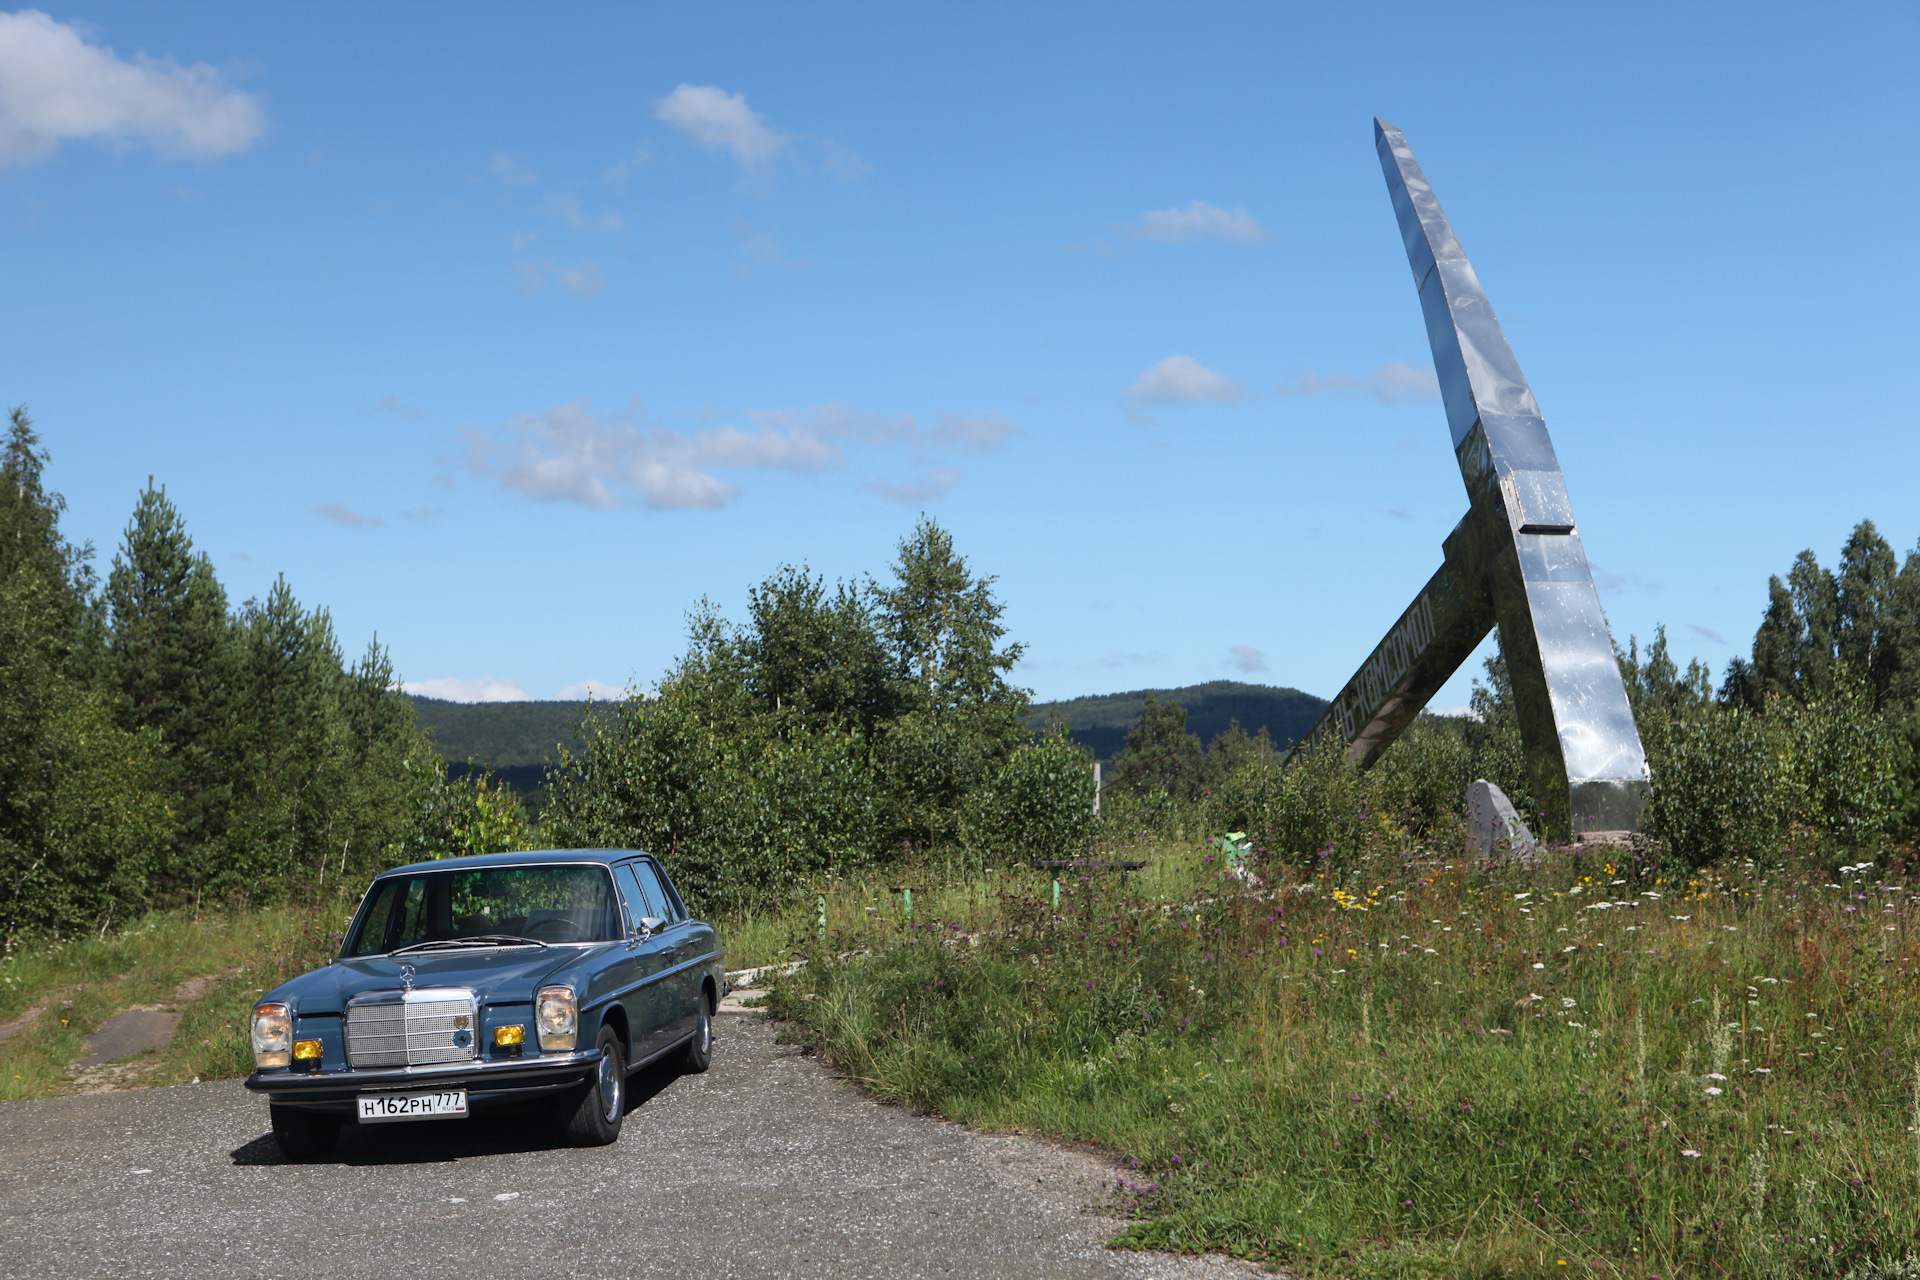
[406,681,1328,787]
[1025,680,1327,762]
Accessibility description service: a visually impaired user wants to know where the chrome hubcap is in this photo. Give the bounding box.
[600,1051,620,1123]
[699,1009,710,1054]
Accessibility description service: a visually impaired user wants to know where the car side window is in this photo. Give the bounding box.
[631,860,682,924]
[616,863,657,922]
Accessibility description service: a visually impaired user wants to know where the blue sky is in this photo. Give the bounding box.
[3,4,1916,710]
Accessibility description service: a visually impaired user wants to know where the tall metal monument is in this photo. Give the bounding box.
[1292,120,1649,839]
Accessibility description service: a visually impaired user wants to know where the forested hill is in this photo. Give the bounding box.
[409,680,1329,776]
[406,696,592,795]
[1026,681,1326,761]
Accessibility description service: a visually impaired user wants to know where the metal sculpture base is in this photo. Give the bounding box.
[1291,121,1650,841]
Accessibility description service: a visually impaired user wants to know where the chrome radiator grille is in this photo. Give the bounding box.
[345,988,479,1068]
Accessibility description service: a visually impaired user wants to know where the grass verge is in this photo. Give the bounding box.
[0,896,354,1100]
[0,890,789,1099]
[769,841,1920,1279]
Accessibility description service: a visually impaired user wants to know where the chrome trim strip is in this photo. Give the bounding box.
[244,1047,602,1095]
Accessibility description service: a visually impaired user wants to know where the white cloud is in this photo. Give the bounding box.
[750,403,916,448]
[373,394,425,421]
[1368,360,1440,402]
[483,152,536,188]
[1126,355,1245,404]
[934,413,1018,454]
[1228,644,1268,674]
[538,192,622,232]
[556,678,625,701]
[602,145,651,189]
[734,224,787,272]
[402,675,531,703]
[822,139,869,180]
[755,404,1017,462]
[555,261,603,296]
[865,470,961,505]
[400,507,444,522]
[316,503,383,528]
[1687,623,1728,646]
[655,84,788,173]
[514,258,604,297]
[0,10,265,166]
[1276,361,1439,403]
[1129,201,1266,245]
[1101,649,1168,668]
[469,399,1016,514]
[473,400,844,512]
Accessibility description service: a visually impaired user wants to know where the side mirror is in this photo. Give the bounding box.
[634,916,667,940]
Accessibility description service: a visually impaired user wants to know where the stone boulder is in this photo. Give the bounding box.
[1466,778,1536,858]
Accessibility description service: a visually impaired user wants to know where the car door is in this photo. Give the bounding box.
[614,861,681,1063]
[652,859,718,1000]
[629,858,696,1046]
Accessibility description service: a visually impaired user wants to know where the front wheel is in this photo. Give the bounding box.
[560,1023,626,1146]
[679,991,713,1074]
[270,1105,340,1162]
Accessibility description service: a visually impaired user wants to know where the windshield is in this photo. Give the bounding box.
[344,864,623,956]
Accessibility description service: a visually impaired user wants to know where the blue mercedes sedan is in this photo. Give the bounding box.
[243,849,726,1160]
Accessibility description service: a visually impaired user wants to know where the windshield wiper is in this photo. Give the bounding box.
[389,934,550,955]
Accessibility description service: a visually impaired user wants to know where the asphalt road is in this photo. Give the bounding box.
[0,1013,1259,1280]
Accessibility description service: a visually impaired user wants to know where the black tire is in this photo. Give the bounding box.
[561,1023,626,1146]
[269,1106,340,1162]
[679,988,713,1074]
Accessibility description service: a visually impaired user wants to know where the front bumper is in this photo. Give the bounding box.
[245,1049,602,1117]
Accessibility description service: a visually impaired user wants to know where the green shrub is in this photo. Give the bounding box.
[960,733,1096,862]
[1645,704,1785,869]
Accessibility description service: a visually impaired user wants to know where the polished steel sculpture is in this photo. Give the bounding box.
[1290,120,1649,839]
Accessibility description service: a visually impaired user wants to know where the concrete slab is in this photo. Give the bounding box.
[76,1009,180,1069]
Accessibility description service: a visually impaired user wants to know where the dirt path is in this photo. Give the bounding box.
[62,973,228,1093]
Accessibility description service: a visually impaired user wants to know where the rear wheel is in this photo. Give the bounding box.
[561,1023,626,1146]
[269,1106,340,1162]
[679,990,713,1074]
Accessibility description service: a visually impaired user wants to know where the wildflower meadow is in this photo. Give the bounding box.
[769,840,1920,1279]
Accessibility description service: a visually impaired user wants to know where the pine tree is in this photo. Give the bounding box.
[1743,521,1920,715]
[1836,521,1898,706]
[224,577,338,887]
[0,406,103,678]
[106,482,238,881]
[0,408,166,936]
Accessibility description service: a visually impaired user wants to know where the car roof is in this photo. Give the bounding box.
[376,848,654,878]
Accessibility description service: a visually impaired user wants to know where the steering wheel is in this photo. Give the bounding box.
[526,916,584,942]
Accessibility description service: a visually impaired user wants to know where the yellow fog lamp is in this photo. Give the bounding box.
[292,1039,323,1062]
[250,1002,292,1068]
[493,1024,526,1048]
[535,986,577,1051]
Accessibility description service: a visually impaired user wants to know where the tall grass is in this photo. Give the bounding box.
[770,841,1920,1278]
[0,894,357,1099]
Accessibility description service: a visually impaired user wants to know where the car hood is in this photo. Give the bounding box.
[271,947,585,1015]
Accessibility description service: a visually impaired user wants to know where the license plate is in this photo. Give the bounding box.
[357,1090,468,1123]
